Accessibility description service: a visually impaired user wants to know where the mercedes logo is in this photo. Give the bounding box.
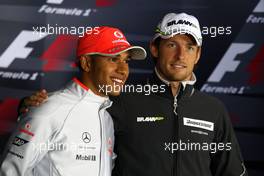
[82,132,91,143]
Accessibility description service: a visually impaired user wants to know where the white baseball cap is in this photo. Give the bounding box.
[153,13,202,46]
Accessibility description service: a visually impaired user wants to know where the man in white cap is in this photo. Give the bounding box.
[17,13,247,176]
[109,12,247,176]
[0,26,146,176]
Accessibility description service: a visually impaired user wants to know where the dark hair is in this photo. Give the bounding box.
[151,37,161,65]
[76,55,98,71]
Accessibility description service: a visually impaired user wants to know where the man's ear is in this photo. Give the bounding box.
[194,47,202,64]
[149,41,159,58]
[79,56,92,72]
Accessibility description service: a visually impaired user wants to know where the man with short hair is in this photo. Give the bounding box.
[0,26,146,176]
[110,13,247,176]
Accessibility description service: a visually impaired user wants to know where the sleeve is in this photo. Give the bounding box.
[210,102,248,176]
[0,112,57,176]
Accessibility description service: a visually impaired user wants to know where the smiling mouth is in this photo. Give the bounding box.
[111,77,125,85]
[170,63,187,69]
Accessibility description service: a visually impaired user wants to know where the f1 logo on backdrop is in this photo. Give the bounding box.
[201,43,264,95]
[200,43,254,95]
[207,43,254,82]
[201,42,264,95]
[0,31,77,71]
[0,30,77,90]
[0,31,47,89]
[0,31,48,68]
[201,0,264,95]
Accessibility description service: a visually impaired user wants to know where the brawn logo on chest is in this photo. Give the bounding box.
[137,116,164,122]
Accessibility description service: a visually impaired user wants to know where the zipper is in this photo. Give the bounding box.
[173,95,178,115]
[176,113,181,176]
[172,85,181,176]
[172,96,178,176]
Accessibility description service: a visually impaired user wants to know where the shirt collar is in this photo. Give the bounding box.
[154,67,196,90]
[71,77,109,103]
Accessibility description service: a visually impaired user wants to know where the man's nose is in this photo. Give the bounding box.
[176,46,186,60]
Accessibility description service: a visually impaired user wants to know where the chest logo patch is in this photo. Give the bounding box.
[183,117,214,131]
[137,116,164,122]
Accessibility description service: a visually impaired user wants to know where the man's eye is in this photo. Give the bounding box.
[110,57,119,62]
[167,43,176,48]
[187,46,195,51]
[109,57,130,63]
[124,58,131,63]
